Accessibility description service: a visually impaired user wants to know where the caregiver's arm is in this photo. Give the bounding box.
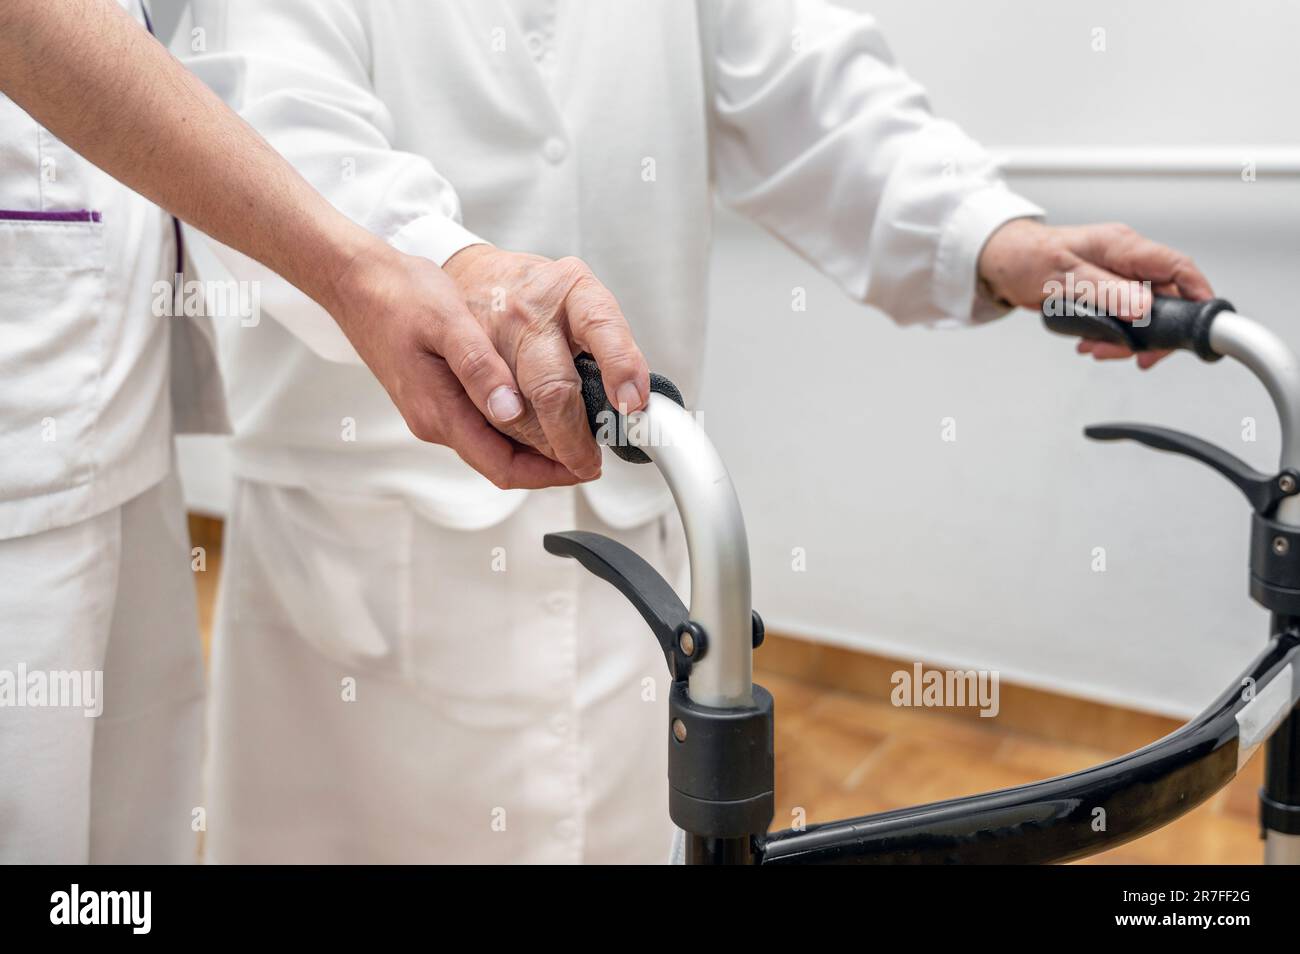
[181,0,644,483]
[0,0,571,490]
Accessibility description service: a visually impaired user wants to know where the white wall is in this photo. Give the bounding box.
[702,0,1300,716]
[173,0,1300,717]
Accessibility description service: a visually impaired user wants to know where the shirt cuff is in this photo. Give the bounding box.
[388,213,489,266]
[933,185,1045,326]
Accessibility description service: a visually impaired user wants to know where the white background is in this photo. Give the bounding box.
[161,0,1300,717]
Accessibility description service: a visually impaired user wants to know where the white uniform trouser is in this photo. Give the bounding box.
[205,480,686,864]
[0,468,204,863]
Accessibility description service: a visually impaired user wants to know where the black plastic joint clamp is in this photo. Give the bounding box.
[1249,514,1300,614]
[1259,790,1300,836]
[667,682,775,839]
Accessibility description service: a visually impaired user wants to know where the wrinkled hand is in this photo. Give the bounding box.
[978,219,1215,368]
[443,244,650,481]
[324,240,578,490]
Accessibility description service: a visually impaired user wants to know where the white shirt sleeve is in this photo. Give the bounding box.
[181,0,484,363]
[703,0,1045,326]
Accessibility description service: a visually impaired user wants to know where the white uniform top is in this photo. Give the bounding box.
[0,0,228,542]
[181,0,1043,531]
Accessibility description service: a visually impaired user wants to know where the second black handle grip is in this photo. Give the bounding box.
[1042,295,1234,362]
[574,353,684,464]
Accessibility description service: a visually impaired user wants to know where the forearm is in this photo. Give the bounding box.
[0,0,381,315]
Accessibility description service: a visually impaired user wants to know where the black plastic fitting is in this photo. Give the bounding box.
[668,683,775,839]
[1260,791,1300,835]
[1250,514,1300,613]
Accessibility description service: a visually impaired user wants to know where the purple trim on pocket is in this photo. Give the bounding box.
[0,209,102,223]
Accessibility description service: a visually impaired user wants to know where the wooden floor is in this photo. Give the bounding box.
[188,515,1264,864]
[189,516,223,665]
[758,668,1264,864]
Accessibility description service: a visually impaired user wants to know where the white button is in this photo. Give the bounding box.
[556,819,577,839]
[550,714,569,736]
[524,31,546,59]
[545,592,572,615]
[542,137,567,163]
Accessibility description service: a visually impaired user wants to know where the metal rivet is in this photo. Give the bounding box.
[1274,536,1290,556]
[1281,475,1297,494]
[678,630,695,657]
[672,718,687,742]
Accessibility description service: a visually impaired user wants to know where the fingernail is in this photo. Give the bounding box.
[577,466,602,481]
[487,386,523,423]
[616,381,642,413]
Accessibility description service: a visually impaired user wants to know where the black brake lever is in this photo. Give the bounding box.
[543,530,703,680]
[1086,423,1300,516]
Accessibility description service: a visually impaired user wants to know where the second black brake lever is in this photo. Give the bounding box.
[1086,423,1300,516]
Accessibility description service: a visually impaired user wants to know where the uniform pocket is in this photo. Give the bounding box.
[230,481,414,679]
[0,212,106,503]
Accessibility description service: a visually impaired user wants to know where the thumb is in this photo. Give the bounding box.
[433,310,526,426]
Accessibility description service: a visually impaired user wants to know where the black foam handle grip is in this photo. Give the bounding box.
[574,352,684,464]
[1041,295,1235,362]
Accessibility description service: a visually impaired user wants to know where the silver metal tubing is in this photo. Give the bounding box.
[1209,313,1300,526]
[1209,316,1300,866]
[628,393,753,707]
[1265,830,1300,865]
